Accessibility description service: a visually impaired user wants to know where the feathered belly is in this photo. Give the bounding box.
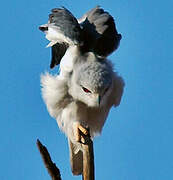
[57,101,110,142]
[41,73,113,144]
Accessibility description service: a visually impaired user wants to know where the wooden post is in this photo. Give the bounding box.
[37,136,95,180]
[81,133,95,180]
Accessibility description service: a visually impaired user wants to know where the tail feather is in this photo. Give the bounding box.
[68,139,83,175]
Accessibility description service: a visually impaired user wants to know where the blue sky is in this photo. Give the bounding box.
[1,0,172,179]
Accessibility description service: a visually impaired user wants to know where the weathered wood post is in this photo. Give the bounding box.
[82,135,95,180]
[37,135,95,180]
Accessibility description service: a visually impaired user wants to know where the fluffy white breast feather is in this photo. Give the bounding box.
[41,67,124,144]
[41,57,124,175]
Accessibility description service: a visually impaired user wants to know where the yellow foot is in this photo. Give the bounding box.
[73,122,88,143]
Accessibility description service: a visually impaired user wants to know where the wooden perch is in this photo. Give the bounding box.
[37,133,95,180]
[81,134,95,180]
[37,139,62,180]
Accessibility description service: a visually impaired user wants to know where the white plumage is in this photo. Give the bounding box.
[59,46,80,78]
[41,53,124,175]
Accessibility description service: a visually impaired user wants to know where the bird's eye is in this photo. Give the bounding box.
[82,87,91,93]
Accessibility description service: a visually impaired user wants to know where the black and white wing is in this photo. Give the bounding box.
[39,7,83,69]
[79,6,122,58]
[39,6,122,69]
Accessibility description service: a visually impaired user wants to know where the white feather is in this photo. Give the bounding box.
[46,41,58,48]
[45,24,74,46]
[40,70,124,142]
[59,46,80,78]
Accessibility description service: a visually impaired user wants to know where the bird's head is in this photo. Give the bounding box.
[68,56,113,107]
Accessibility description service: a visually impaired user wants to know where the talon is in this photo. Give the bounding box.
[80,136,85,144]
[73,122,88,143]
[78,125,88,136]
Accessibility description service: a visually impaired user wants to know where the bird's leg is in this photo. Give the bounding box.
[73,122,88,143]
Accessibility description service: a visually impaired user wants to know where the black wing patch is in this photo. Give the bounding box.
[50,43,69,69]
[80,6,122,57]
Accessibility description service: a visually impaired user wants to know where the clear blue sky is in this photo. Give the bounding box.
[1,0,172,180]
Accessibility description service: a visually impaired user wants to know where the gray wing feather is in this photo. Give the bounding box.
[40,6,121,68]
[79,6,122,57]
[49,7,83,45]
[49,8,83,69]
[39,7,83,69]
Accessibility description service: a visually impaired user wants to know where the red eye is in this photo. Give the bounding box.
[82,87,91,93]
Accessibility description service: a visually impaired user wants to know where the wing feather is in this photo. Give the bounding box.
[50,42,69,69]
[39,6,122,69]
[79,6,122,57]
[39,7,83,69]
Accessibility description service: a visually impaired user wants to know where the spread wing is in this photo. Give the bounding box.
[39,7,83,69]
[39,6,122,69]
[78,6,122,58]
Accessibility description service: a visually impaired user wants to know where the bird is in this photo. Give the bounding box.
[41,54,124,175]
[39,6,122,75]
[40,6,124,176]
